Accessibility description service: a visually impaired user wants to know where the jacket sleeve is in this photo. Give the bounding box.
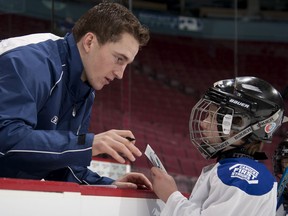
[0,44,100,182]
[45,166,115,185]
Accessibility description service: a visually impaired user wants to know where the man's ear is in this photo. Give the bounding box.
[82,32,96,52]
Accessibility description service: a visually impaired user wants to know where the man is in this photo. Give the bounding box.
[0,2,151,189]
[151,76,286,215]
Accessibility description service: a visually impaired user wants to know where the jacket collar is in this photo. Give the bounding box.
[63,33,92,100]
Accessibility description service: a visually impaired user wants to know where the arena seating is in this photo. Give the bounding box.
[0,14,51,39]
[137,33,288,91]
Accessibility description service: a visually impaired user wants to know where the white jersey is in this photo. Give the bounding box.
[161,157,277,216]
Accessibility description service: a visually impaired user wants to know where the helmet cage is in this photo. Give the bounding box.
[189,99,234,159]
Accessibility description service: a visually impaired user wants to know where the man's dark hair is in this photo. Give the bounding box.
[72,2,150,47]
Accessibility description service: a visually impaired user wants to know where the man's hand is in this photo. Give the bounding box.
[112,172,153,190]
[92,129,142,163]
[151,167,178,203]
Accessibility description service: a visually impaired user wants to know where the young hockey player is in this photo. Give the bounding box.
[152,76,286,216]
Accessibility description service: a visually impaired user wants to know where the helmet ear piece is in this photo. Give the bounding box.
[217,111,250,135]
[231,114,251,132]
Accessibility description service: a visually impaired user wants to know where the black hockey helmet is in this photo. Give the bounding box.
[189,76,285,159]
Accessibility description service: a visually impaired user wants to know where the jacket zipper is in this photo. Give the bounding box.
[72,104,76,117]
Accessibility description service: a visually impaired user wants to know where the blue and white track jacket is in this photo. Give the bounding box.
[0,33,114,185]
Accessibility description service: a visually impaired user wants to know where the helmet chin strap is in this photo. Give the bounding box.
[209,109,282,154]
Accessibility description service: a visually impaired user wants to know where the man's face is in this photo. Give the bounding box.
[81,32,139,90]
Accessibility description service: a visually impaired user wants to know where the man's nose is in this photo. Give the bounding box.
[114,65,126,79]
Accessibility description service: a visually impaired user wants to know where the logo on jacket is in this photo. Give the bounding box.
[229,163,259,184]
[51,116,58,125]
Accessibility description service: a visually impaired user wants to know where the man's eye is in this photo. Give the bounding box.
[116,57,124,64]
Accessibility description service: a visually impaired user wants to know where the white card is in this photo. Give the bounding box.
[144,144,167,173]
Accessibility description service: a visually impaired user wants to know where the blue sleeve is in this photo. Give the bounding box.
[0,45,94,177]
[46,166,115,185]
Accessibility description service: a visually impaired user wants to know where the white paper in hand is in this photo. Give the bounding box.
[144,144,167,173]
